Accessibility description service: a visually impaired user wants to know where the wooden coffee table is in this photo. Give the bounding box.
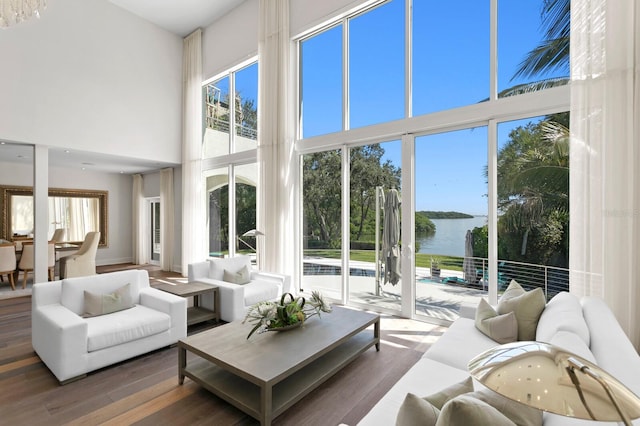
[155,281,219,326]
[178,305,380,425]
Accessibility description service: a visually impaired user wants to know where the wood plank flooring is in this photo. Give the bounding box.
[0,265,447,425]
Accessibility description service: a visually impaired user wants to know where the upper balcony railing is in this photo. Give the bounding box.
[205,116,258,140]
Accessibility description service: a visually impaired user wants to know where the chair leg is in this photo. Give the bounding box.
[22,270,29,289]
[9,272,15,291]
[48,268,54,281]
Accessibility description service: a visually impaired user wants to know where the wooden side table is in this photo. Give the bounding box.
[155,281,219,326]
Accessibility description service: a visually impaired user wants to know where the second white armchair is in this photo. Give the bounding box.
[188,255,291,322]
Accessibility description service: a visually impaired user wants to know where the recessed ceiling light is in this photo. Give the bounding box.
[64,150,70,153]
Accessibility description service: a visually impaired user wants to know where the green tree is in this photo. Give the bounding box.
[496,114,569,266]
[499,0,570,97]
[303,150,342,247]
[415,212,436,234]
[513,0,570,80]
[350,145,401,241]
[303,145,402,248]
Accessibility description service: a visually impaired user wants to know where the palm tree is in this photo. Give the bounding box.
[499,0,570,97]
[512,0,570,80]
[497,116,569,263]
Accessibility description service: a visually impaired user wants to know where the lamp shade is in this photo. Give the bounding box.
[468,341,640,423]
[242,229,264,237]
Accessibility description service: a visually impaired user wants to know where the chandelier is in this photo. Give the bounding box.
[0,0,47,28]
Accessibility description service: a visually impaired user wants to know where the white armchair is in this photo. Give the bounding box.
[60,231,100,278]
[188,255,291,322]
[32,269,187,383]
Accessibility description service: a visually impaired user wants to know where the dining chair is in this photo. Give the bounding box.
[0,242,17,291]
[51,228,66,243]
[18,241,56,288]
[59,232,100,278]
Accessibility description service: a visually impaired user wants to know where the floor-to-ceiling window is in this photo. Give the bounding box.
[301,149,343,299]
[202,61,259,258]
[414,128,488,322]
[296,0,569,322]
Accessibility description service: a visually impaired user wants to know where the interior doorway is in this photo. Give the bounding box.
[149,198,160,265]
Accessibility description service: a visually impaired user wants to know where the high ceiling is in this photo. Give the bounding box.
[0,143,175,175]
[109,0,246,37]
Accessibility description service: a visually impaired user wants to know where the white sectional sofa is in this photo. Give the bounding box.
[32,269,187,384]
[188,255,291,322]
[358,292,640,425]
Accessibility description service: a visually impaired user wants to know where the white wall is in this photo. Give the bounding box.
[202,0,372,79]
[202,0,259,80]
[0,0,183,165]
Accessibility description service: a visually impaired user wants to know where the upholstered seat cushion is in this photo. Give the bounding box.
[424,318,500,371]
[243,279,281,306]
[86,305,171,352]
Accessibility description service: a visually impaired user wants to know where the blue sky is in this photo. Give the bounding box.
[301,0,569,216]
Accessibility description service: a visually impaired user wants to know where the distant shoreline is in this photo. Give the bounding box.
[418,211,475,219]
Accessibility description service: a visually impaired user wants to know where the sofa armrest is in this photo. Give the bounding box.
[188,261,209,281]
[194,278,245,322]
[139,287,187,333]
[32,304,88,382]
[32,281,62,307]
[251,271,292,294]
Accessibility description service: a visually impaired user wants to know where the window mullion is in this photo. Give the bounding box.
[405,0,412,118]
[490,0,498,101]
[343,18,350,131]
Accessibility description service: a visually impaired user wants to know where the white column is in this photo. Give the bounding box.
[33,145,48,283]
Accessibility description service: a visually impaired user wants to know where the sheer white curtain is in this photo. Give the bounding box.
[257,0,295,278]
[570,0,640,349]
[160,168,174,271]
[182,29,206,274]
[132,173,148,265]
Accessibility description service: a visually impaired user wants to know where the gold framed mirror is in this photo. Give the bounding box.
[0,186,108,247]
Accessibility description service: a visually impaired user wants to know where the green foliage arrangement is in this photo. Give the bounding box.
[243,291,332,339]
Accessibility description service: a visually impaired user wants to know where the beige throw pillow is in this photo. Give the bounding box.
[395,377,473,426]
[464,389,543,425]
[436,395,517,426]
[223,265,251,284]
[396,393,439,426]
[475,298,518,344]
[423,376,474,409]
[497,280,546,341]
[84,283,133,317]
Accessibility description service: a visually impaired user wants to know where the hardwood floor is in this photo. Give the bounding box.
[0,265,447,425]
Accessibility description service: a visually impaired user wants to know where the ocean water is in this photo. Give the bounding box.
[416,216,488,257]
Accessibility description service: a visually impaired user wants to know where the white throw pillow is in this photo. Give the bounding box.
[83,283,133,317]
[497,280,546,341]
[223,265,251,285]
[475,298,518,344]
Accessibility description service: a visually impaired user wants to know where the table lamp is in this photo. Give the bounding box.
[468,341,640,425]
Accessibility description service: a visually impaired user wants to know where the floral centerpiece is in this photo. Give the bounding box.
[243,291,332,339]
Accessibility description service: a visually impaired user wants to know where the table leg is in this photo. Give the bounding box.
[214,288,220,322]
[260,384,273,425]
[374,319,380,352]
[178,345,186,385]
